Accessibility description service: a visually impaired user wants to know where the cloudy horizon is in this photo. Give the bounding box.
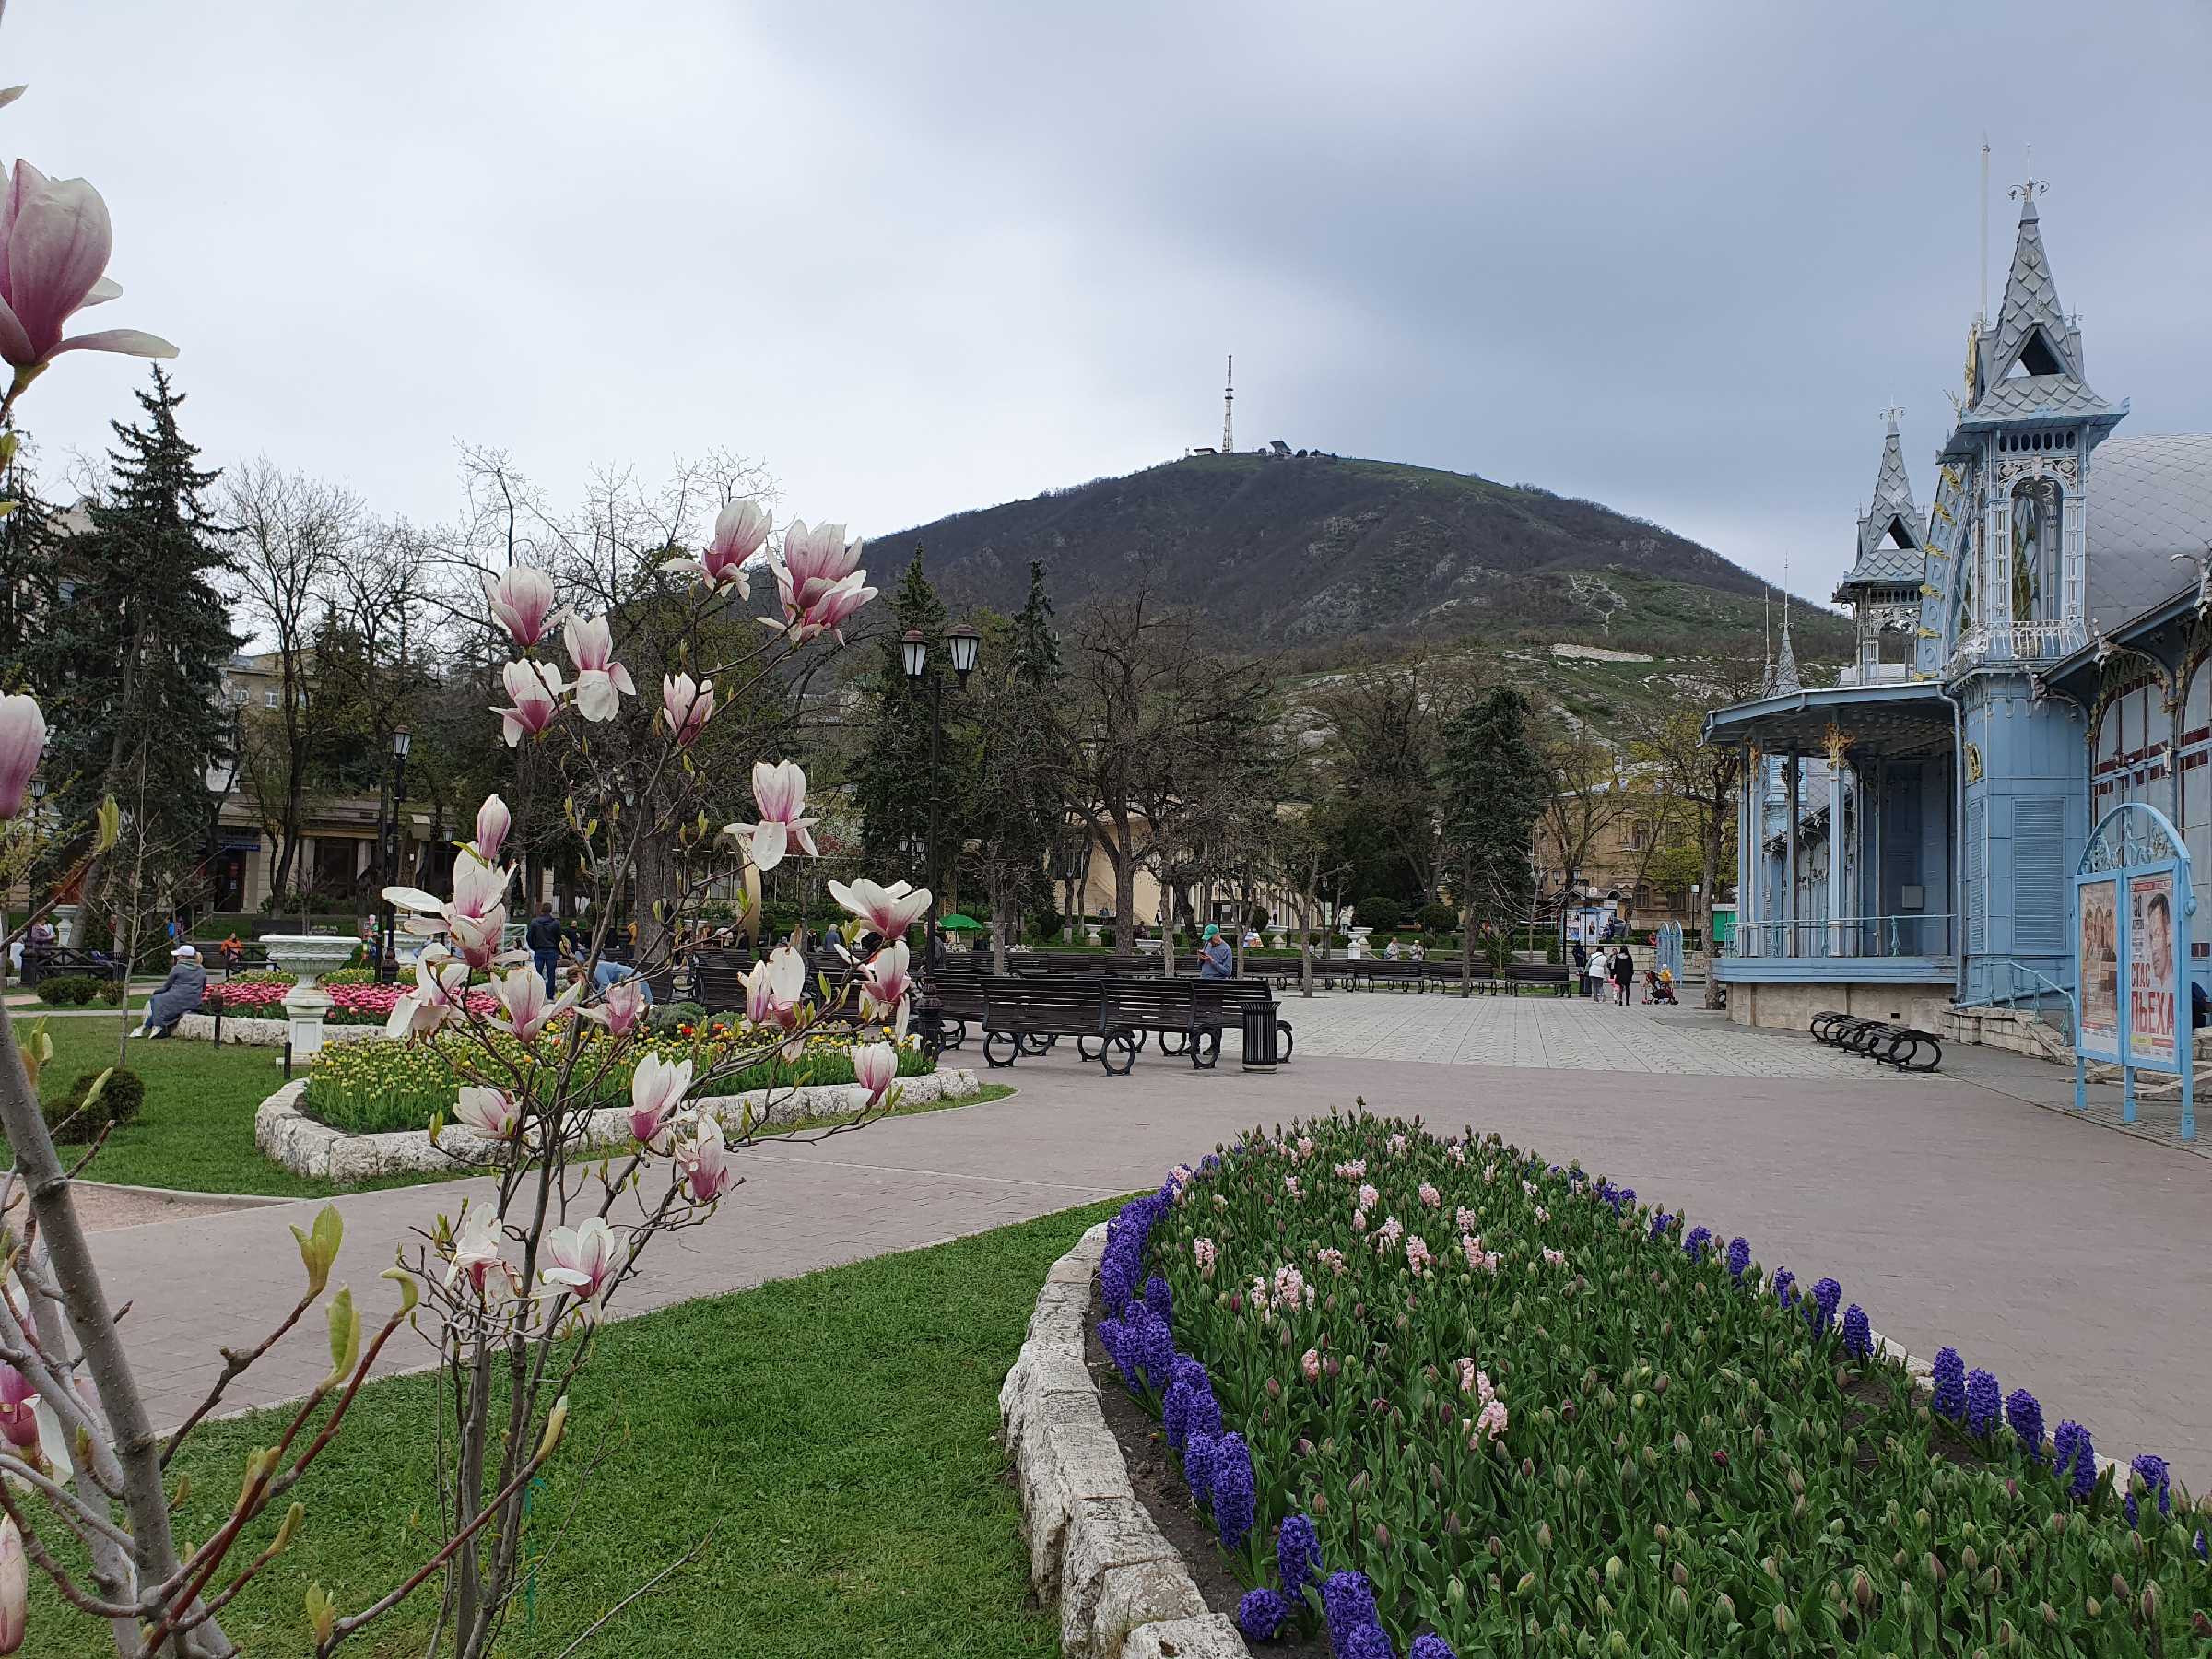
[6,1,2207,614]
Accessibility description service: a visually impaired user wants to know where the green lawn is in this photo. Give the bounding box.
[33,1200,1120,1658]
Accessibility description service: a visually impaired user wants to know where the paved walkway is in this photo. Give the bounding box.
[83,1028,2212,1491]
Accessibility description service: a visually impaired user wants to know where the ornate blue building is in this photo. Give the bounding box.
[1706,182,2212,1031]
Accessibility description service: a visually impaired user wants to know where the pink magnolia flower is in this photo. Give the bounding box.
[662,672,714,747]
[851,1041,899,1107]
[484,566,556,648]
[857,938,912,1027]
[830,878,932,941]
[0,162,175,371]
[489,965,579,1042]
[743,946,807,1031]
[629,1053,693,1147]
[388,852,514,971]
[580,973,651,1039]
[724,759,818,872]
[453,1086,519,1140]
[0,1511,20,1655]
[474,794,511,863]
[540,1216,621,1315]
[496,659,565,746]
[1300,1348,1321,1384]
[450,850,512,922]
[0,1363,36,1450]
[384,952,471,1039]
[562,613,636,723]
[664,499,770,592]
[444,1206,508,1296]
[0,694,43,820]
[675,1115,738,1204]
[764,523,875,643]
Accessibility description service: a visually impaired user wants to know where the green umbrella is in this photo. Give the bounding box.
[938,912,984,931]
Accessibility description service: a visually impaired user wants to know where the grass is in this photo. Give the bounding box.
[0,1011,1018,1200]
[32,1198,1123,1658]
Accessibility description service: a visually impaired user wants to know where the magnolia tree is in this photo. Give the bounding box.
[0,92,930,1659]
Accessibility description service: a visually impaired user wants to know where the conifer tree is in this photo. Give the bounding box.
[967,561,1065,964]
[36,367,238,925]
[855,546,974,890]
[1438,685,1547,989]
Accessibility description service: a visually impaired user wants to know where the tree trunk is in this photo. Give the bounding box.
[1460,852,1477,999]
[1701,795,1724,1011]
[1111,817,1136,956]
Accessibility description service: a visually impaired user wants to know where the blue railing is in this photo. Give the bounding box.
[1956,959,2077,1045]
[1730,913,1955,959]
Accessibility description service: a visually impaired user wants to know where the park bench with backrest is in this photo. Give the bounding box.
[980,978,1135,1074]
[1357,960,1430,993]
[1503,962,1572,996]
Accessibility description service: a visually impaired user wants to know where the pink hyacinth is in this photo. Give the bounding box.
[1374,1216,1404,1253]
[1300,1348,1321,1383]
[1358,1182,1379,1212]
[1316,1247,1347,1277]
[1475,1399,1510,1443]
[1334,1159,1365,1179]
[1456,1205,1479,1232]
[1283,1173,1301,1198]
[563,613,636,723]
[1388,1133,1408,1156]
[1272,1264,1305,1311]
[1194,1237,1218,1278]
[0,694,42,820]
[662,672,714,747]
[0,161,176,371]
[484,566,557,648]
[830,877,932,941]
[725,759,818,872]
[474,794,511,863]
[1351,1209,1367,1232]
[1418,1182,1441,1208]
[1406,1235,1431,1275]
[1542,1247,1568,1267]
[495,659,564,746]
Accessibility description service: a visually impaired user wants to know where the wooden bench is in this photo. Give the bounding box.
[1353,960,1430,992]
[1503,962,1573,996]
[980,980,1135,1075]
[1810,1009,1943,1071]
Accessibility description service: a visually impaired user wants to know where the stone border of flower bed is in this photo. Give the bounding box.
[999,1221,1250,1659]
[172,1012,383,1049]
[253,1067,983,1185]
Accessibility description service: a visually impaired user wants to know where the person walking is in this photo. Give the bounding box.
[1571,937,1589,998]
[526,901,563,996]
[1610,944,1635,1006]
[139,945,207,1039]
[1198,923,1234,979]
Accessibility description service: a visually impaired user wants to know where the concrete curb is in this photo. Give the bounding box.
[999,1222,1249,1659]
[254,1068,982,1185]
[172,1012,383,1048]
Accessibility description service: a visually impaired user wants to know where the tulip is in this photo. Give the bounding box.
[629,1052,694,1146]
[676,1115,738,1204]
[580,973,651,1039]
[0,1363,36,1450]
[0,1512,20,1656]
[0,695,43,819]
[453,1086,520,1140]
[541,1216,621,1313]
[724,759,818,871]
[662,672,715,747]
[474,794,511,863]
[562,612,636,722]
[858,937,912,1027]
[830,877,932,941]
[742,946,807,1031]
[496,659,565,746]
[445,1206,507,1294]
[490,965,579,1043]
[851,1041,899,1107]
[484,565,557,648]
[0,163,175,374]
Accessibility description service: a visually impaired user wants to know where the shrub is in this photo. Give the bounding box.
[227,969,297,987]
[1352,896,1400,932]
[648,1000,708,1033]
[1416,902,1457,935]
[95,979,126,1006]
[35,974,101,1006]
[43,1067,147,1142]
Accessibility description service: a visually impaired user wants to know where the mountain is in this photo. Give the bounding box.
[869,452,1851,660]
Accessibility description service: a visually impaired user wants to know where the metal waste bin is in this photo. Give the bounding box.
[1241,1001,1278,1072]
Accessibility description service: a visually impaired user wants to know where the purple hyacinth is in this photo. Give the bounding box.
[1210,1431,1258,1550]
[1809,1277,1842,1335]
[1965,1369,2001,1436]
[1238,1587,1290,1641]
[2053,1420,2096,1500]
[2127,1454,2171,1526]
[1322,1570,1380,1652]
[1930,1348,1966,1422]
[1145,1274,1173,1325]
[1772,1269,1797,1308]
[2006,1389,2044,1464]
[1163,1357,1210,1451]
[1841,1304,1872,1359]
[1277,1512,1323,1598]
[1649,1211,1675,1241]
[1097,1315,1127,1379]
[2195,1530,2206,1560]
[1184,1374,1223,1442]
[1130,1303,1176,1394]
[1409,1638,1457,1659]
[1684,1225,1712,1262]
[1340,1630,1394,1659]
[1184,1430,1218,1505]
[1726,1237,1751,1280]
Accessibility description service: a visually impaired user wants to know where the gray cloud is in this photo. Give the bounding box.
[7,1,2206,610]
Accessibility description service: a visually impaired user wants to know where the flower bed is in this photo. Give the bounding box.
[205,978,491,1026]
[1096,1112,2205,1657]
[302,1021,935,1135]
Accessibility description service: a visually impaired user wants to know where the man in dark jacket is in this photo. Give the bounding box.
[525,902,563,995]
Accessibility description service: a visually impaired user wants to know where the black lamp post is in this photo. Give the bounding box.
[902,621,980,959]
[380,726,412,982]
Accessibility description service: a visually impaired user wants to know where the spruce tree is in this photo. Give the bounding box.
[1438,685,1548,986]
[37,367,238,921]
[967,562,1065,961]
[855,547,971,889]
[0,450,60,693]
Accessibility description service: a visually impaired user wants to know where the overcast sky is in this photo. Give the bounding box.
[7,2,2208,610]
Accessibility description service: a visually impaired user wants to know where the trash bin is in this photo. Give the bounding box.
[1241,1001,1278,1073]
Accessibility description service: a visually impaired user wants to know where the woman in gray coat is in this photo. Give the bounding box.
[140,946,208,1037]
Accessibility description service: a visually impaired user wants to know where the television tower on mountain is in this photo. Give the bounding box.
[1221,355,1234,454]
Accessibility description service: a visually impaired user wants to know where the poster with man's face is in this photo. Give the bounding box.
[2077,877,2120,1060]
[2129,871,2177,1068]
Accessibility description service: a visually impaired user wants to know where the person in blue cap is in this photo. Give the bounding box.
[1199,923,1234,979]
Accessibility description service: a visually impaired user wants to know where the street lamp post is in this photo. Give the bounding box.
[902,622,979,959]
[380,726,412,983]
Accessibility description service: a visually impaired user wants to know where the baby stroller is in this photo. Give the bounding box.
[1643,968,1678,1005]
